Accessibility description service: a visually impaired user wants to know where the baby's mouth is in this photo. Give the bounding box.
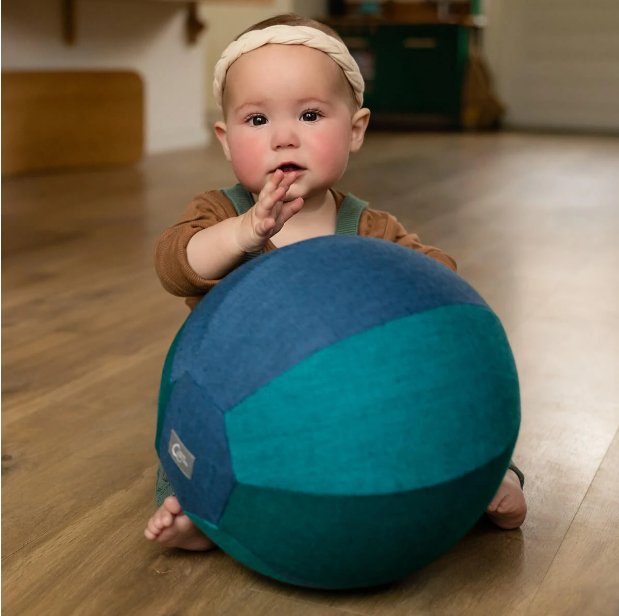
[276,163,304,173]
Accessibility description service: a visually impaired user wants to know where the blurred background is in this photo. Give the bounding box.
[3,0,618,175]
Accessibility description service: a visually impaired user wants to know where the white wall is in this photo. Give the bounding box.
[2,0,209,153]
[485,0,619,132]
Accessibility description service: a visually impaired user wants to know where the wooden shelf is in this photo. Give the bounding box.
[61,0,207,46]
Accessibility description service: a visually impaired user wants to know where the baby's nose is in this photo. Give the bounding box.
[271,123,300,149]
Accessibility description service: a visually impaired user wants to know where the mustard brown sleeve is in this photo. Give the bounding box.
[359,208,457,272]
[154,190,238,298]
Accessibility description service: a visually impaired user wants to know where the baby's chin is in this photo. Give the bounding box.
[282,192,304,203]
[280,185,306,202]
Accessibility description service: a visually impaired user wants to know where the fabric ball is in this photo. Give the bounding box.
[156,235,520,589]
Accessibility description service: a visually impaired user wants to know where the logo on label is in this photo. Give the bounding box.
[168,429,195,480]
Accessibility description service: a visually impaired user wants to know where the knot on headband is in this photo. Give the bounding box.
[213,25,365,109]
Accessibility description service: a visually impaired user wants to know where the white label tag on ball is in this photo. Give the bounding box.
[168,429,195,480]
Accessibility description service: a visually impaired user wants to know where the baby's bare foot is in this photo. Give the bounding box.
[144,496,217,551]
[486,469,527,530]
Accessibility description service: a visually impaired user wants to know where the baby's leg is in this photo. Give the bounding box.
[486,466,527,529]
[144,496,217,551]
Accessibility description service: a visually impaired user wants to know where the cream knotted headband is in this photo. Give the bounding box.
[213,25,365,110]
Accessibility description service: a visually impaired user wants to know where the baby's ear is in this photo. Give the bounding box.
[214,121,231,161]
[349,108,371,153]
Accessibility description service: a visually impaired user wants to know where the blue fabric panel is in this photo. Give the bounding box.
[226,304,520,495]
[170,235,487,412]
[157,373,235,524]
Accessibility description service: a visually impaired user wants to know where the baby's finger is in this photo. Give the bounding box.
[279,197,304,223]
[262,169,300,202]
[259,169,285,201]
[257,182,288,215]
[279,169,301,190]
[257,216,276,236]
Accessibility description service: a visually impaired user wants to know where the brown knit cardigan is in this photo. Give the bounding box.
[155,189,457,309]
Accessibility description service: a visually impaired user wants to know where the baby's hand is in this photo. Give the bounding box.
[236,170,304,252]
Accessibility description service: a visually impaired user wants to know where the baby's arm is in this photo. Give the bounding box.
[186,170,303,280]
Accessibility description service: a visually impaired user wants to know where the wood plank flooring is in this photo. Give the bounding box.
[3,131,618,615]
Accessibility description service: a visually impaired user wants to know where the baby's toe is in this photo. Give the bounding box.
[156,527,177,546]
[147,518,162,535]
[144,527,156,540]
[496,501,513,514]
[174,515,195,533]
[151,510,172,530]
[145,517,165,539]
[163,496,182,515]
[486,495,505,513]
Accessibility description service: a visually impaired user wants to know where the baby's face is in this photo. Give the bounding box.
[217,44,361,202]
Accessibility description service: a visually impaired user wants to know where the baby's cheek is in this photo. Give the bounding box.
[312,130,350,173]
[230,139,264,188]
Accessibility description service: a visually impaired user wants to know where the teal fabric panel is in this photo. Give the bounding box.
[186,446,513,589]
[226,304,520,495]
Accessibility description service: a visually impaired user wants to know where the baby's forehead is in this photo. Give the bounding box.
[223,44,355,110]
[213,24,364,110]
[229,43,340,73]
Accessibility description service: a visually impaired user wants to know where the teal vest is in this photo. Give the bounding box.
[222,183,368,262]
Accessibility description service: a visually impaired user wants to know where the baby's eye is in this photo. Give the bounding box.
[300,110,321,122]
[247,114,267,126]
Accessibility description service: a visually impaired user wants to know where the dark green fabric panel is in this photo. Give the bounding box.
[335,193,368,235]
[222,184,254,215]
[187,446,513,589]
[226,305,519,495]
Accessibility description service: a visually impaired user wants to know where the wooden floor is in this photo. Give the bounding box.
[3,131,619,615]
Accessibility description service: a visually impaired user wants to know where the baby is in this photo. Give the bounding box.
[144,14,527,550]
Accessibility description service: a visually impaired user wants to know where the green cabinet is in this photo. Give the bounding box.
[333,22,471,127]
